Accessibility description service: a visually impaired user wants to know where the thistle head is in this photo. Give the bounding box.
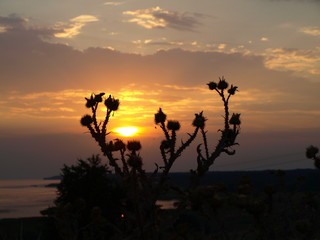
[104,95,120,111]
[113,139,126,151]
[85,95,96,108]
[154,108,167,124]
[192,111,206,128]
[80,114,93,127]
[217,77,229,90]
[167,120,181,131]
[207,81,217,90]
[94,92,105,103]
[228,85,238,95]
[229,113,241,125]
[127,141,142,151]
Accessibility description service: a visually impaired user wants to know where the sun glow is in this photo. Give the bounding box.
[114,126,139,137]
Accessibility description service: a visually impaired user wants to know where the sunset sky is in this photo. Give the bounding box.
[0,0,320,179]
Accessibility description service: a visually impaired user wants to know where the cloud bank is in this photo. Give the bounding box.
[123,6,202,31]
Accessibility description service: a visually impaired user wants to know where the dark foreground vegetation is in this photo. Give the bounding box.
[1,78,319,239]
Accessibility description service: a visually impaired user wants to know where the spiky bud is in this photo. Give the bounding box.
[104,95,119,111]
[127,141,142,151]
[228,85,238,95]
[85,95,96,108]
[229,113,241,125]
[192,111,206,128]
[94,92,105,103]
[167,120,181,131]
[161,140,171,149]
[80,114,93,126]
[154,108,166,124]
[217,77,229,90]
[207,82,217,90]
[113,139,126,151]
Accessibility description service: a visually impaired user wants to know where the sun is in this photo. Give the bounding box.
[114,126,139,137]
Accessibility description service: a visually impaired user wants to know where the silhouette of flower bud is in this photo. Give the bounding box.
[217,77,229,90]
[80,114,93,126]
[154,108,166,124]
[113,139,126,151]
[306,145,318,159]
[207,82,217,90]
[167,120,180,131]
[229,113,241,125]
[228,85,238,95]
[127,141,142,151]
[104,95,119,111]
[127,155,143,168]
[94,92,105,103]
[192,112,206,128]
[161,140,171,149]
[85,95,96,108]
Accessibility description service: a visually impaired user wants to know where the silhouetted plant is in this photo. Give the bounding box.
[77,77,241,239]
[53,155,124,240]
[306,145,320,169]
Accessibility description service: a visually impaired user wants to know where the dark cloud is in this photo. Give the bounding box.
[153,11,202,31]
[123,7,203,31]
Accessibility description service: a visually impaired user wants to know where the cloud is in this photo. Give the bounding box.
[263,47,320,79]
[54,15,99,38]
[104,1,124,6]
[1,17,320,136]
[0,14,27,30]
[300,26,320,36]
[123,6,202,31]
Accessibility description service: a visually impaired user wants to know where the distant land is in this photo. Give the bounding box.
[44,169,320,192]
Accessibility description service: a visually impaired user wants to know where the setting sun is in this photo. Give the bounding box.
[114,127,139,137]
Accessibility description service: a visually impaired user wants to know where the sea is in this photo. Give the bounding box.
[0,179,176,219]
[0,179,60,219]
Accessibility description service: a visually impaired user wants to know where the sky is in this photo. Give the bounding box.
[0,0,320,179]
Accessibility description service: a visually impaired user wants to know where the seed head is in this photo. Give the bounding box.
[229,113,241,125]
[167,120,181,131]
[217,77,229,90]
[127,141,142,151]
[207,82,217,90]
[85,95,96,108]
[104,95,120,111]
[154,108,167,124]
[192,111,206,128]
[94,92,105,103]
[113,139,126,151]
[80,114,93,126]
[161,140,171,149]
[228,85,238,95]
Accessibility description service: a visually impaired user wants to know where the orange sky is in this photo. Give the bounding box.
[0,1,320,178]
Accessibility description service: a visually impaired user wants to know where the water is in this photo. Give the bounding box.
[0,179,177,219]
[0,179,59,219]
